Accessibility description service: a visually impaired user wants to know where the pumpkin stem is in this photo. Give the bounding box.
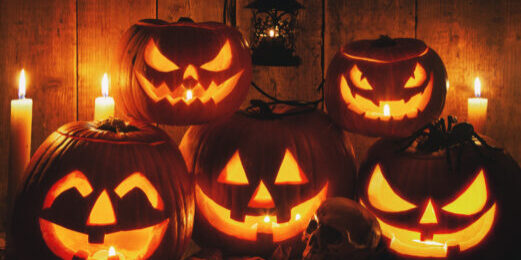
[96,118,140,133]
[373,35,396,47]
[178,17,195,23]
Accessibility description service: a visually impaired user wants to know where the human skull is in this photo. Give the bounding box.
[302,197,381,260]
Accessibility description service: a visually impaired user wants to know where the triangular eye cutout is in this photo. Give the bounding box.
[274,150,308,185]
[248,181,275,208]
[87,190,116,226]
[218,151,249,185]
[442,169,488,215]
[419,199,438,224]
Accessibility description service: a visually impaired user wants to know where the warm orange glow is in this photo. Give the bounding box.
[367,164,416,212]
[39,218,169,259]
[419,200,438,224]
[43,171,93,209]
[264,216,270,223]
[183,65,199,80]
[109,246,116,256]
[442,170,487,215]
[196,183,328,242]
[374,204,496,258]
[446,80,450,91]
[340,72,433,120]
[217,151,249,185]
[185,89,193,101]
[268,29,275,37]
[349,65,373,90]
[342,47,429,63]
[404,63,427,88]
[87,190,116,226]
[115,172,164,210]
[474,77,481,97]
[144,40,179,72]
[274,150,309,184]
[248,181,275,208]
[102,73,109,97]
[19,69,26,99]
[383,104,390,117]
[201,40,232,72]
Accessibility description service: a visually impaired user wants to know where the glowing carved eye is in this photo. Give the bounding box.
[115,172,164,210]
[144,39,179,72]
[274,150,308,184]
[404,63,427,88]
[442,170,488,215]
[218,151,249,185]
[201,40,233,72]
[367,164,416,212]
[349,65,373,90]
[43,170,93,209]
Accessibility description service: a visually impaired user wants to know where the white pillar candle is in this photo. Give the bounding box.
[467,77,488,132]
[94,73,115,121]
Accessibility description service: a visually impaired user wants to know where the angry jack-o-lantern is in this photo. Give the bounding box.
[180,105,357,257]
[357,120,521,259]
[115,18,252,125]
[325,36,447,137]
[12,119,194,259]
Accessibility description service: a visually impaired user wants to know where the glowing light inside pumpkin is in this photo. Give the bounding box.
[269,29,275,38]
[367,164,416,213]
[442,170,487,215]
[474,77,481,97]
[383,104,390,117]
[185,89,193,101]
[19,69,26,99]
[295,214,301,221]
[248,181,275,208]
[102,73,109,97]
[419,200,438,224]
[446,80,450,91]
[264,216,270,223]
[274,150,309,184]
[87,190,117,225]
[109,246,116,256]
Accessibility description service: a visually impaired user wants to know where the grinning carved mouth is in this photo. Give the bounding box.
[196,183,328,242]
[374,204,496,258]
[340,74,433,120]
[136,70,244,106]
[39,218,169,259]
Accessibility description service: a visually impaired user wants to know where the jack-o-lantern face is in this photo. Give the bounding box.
[12,120,194,260]
[325,36,447,137]
[180,107,357,256]
[115,19,252,125]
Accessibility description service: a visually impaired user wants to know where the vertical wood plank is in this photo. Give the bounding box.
[77,0,155,122]
[0,0,77,231]
[324,0,416,162]
[417,0,521,163]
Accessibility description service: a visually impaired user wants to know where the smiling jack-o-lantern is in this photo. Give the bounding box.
[12,119,194,259]
[180,106,357,256]
[357,126,521,259]
[114,18,252,125]
[325,36,447,137]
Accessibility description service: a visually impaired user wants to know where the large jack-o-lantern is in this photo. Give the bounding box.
[114,18,252,125]
[180,105,357,257]
[325,36,447,137]
[12,119,194,260]
[357,120,521,259]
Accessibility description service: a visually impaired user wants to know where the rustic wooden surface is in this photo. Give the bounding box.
[2,0,521,233]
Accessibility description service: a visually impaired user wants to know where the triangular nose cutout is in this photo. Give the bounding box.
[419,199,438,224]
[183,65,199,80]
[248,181,275,208]
[87,190,116,225]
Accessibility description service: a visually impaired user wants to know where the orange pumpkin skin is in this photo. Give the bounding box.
[358,137,521,259]
[12,120,194,260]
[325,37,447,137]
[114,19,252,125]
[180,107,357,257]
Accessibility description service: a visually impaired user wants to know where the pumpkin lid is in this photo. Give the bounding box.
[56,118,170,145]
[342,36,428,63]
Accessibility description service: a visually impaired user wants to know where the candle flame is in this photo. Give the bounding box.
[185,89,193,101]
[295,213,301,221]
[108,246,116,256]
[264,216,270,223]
[383,104,390,117]
[474,77,481,97]
[19,69,26,99]
[102,73,109,97]
[446,80,450,91]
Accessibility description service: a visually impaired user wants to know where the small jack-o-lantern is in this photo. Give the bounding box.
[180,105,357,257]
[325,36,447,137]
[115,18,252,125]
[12,119,194,259]
[358,120,521,259]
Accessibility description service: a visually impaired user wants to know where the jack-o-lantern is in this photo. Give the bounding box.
[114,18,252,125]
[357,120,521,259]
[325,36,447,137]
[179,105,357,257]
[12,119,194,259]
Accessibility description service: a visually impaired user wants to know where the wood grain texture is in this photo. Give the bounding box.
[0,0,77,231]
[77,0,155,121]
[324,0,416,162]
[417,0,521,163]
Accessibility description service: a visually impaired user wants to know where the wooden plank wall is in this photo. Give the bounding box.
[2,0,521,231]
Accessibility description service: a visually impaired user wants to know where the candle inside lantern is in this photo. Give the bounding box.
[94,73,115,121]
[467,77,488,132]
[381,103,391,121]
[446,80,450,91]
[9,69,33,213]
[185,89,193,101]
[92,246,125,260]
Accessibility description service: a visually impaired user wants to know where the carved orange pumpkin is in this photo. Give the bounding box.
[114,18,252,125]
[180,106,357,257]
[12,119,194,259]
[325,36,447,137]
[358,123,521,259]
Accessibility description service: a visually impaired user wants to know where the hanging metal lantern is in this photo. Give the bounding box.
[246,0,302,66]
